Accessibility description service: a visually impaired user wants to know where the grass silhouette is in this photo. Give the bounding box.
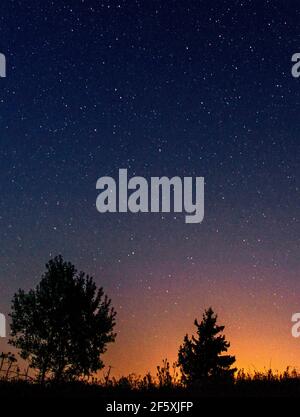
[1,358,300,398]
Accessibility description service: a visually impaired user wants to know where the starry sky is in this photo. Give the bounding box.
[0,0,300,377]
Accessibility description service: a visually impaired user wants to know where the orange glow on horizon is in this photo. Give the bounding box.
[102,263,300,378]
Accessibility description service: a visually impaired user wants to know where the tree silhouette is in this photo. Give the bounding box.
[9,255,116,383]
[178,307,236,385]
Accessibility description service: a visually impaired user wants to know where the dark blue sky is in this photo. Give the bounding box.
[0,0,299,375]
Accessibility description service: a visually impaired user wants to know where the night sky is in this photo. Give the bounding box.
[0,0,300,377]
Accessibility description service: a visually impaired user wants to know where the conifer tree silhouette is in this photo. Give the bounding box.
[178,307,236,384]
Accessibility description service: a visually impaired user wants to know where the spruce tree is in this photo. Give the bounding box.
[178,307,236,384]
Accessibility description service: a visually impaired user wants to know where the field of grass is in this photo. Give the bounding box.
[1,368,300,398]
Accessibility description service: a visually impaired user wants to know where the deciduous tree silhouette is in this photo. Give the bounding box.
[178,307,236,385]
[9,255,116,383]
